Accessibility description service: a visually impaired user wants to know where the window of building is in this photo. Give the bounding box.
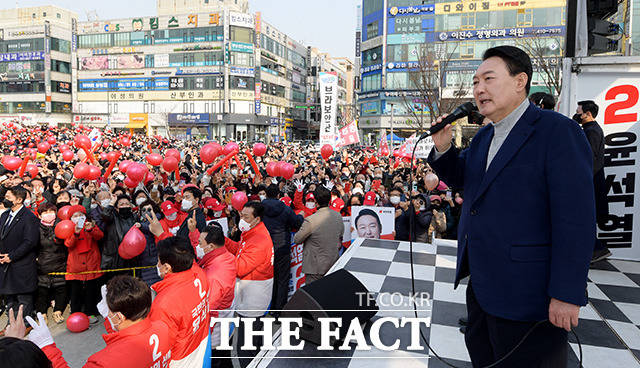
[362,46,382,67]
[461,12,476,30]
[230,26,254,44]
[361,73,381,92]
[363,0,383,17]
[517,8,533,27]
[230,52,254,67]
[366,21,379,40]
[51,59,71,73]
[460,41,474,59]
[50,38,71,53]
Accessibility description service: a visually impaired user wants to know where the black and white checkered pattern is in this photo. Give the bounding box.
[248,238,640,368]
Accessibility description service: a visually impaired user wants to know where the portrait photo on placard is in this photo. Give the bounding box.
[350,206,395,240]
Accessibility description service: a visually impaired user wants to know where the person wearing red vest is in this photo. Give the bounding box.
[11,275,173,368]
[224,201,274,318]
[197,223,237,356]
[150,236,211,368]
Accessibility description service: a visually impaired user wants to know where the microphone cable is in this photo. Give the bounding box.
[406,134,583,368]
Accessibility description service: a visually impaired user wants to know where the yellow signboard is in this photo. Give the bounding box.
[77,90,223,101]
[435,0,566,14]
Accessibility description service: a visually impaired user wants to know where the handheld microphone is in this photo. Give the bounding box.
[419,102,477,139]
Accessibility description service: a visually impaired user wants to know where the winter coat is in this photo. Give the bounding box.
[262,198,304,250]
[64,227,104,281]
[100,206,138,270]
[37,223,67,288]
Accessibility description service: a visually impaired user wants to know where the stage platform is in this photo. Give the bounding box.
[244,238,640,368]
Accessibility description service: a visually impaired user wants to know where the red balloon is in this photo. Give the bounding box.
[127,163,148,183]
[102,138,110,148]
[87,165,102,181]
[145,172,155,183]
[120,137,131,146]
[275,161,287,177]
[118,226,146,259]
[165,149,180,160]
[74,135,91,150]
[62,150,74,161]
[266,161,278,177]
[146,153,163,166]
[66,312,89,333]
[224,142,239,155]
[57,205,72,220]
[199,144,219,165]
[118,160,133,173]
[424,173,439,191]
[28,142,35,148]
[2,156,22,171]
[59,144,69,152]
[107,151,117,162]
[162,156,179,172]
[380,146,390,156]
[37,142,50,153]
[320,144,333,161]
[99,152,108,161]
[26,164,38,178]
[73,163,90,180]
[231,191,248,211]
[252,143,267,157]
[124,177,138,188]
[47,136,56,145]
[280,163,295,180]
[55,220,75,239]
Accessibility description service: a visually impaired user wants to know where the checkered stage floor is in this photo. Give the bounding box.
[248,238,640,368]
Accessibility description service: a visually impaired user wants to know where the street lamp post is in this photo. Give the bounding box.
[389,102,394,149]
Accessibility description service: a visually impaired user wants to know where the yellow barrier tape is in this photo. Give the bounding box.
[47,265,155,276]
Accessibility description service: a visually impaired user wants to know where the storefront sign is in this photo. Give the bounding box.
[229,12,254,28]
[0,52,44,62]
[230,41,254,53]
[435,0,565,14]
[168,113,209,125]
[437,26,565,41]
[388,5,435,17]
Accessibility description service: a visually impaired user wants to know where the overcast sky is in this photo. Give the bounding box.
[12,0,359,59]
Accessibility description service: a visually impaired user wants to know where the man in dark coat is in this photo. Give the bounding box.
[576,100,610,263]
[101,195,138,276]
[0,185,40,322]
[262,184,303,314]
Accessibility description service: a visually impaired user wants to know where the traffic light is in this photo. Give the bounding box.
[587,0,621,55]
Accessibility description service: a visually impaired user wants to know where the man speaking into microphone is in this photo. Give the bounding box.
[428,46,595,366]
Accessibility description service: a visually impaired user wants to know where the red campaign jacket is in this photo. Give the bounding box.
[157,212,189,241]
[42,318,171,368]
[149,263,210,362]
[42,319,172,368]
[293,190,316,217]
[224,222,274,281]
[64,227,104,281]
[198,246,237,318]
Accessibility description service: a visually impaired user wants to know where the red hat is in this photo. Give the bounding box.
[430,195,442,202]
[280,196,292,206]
[68,205,86,217]
[225,186,237,193]
[161,201,178,216]
[305,193,315,201]
[204,198,225,211]
[363,191,376,206]
[330,198,345,212]
[181,184,198,196]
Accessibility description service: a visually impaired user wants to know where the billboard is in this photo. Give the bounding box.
[318,72,339,148]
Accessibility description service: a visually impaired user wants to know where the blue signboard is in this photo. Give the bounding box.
[387,33,426,45]
[435,26,565,42]
[78,77,171,92]
[168,113,210,125]
[0,51,45,62]
[230,42,253,53]
[360,64,383,74]
[388,5,435,17]
[386,61,420,72]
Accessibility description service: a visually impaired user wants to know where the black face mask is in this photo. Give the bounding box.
[3,199,13,209]
[572,114,582,124]
[118,207,133,218]
[56,201,70,210]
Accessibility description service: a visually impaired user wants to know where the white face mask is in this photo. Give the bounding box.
[259,195,266,201]
[136,198,146,206]
[271,178,278,185]
[196,245,206,259]
[213,211,222,217]
[419,206,426,211]
[72,215,86,229]
[166,213,177,221]
[107,312,121,331]
[24,198,31,207]
[101,199,111,208]
[353,188,364,195]
[156,265,164,278]
[390,196,401,205]
[181,199,193,211]
[305,202,316,209]
[230,169,238,176]
[90,203,98,209]
[238,219,252,232]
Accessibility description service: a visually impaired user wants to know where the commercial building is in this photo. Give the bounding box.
[0,6,76,126]
[0,1,354,142]
[357,0,568,143]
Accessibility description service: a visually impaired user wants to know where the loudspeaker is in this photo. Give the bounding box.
[281,269,378,346]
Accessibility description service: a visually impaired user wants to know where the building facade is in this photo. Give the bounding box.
[357,0,567,143]
[0,6,76,126]
[0,1,352,142]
